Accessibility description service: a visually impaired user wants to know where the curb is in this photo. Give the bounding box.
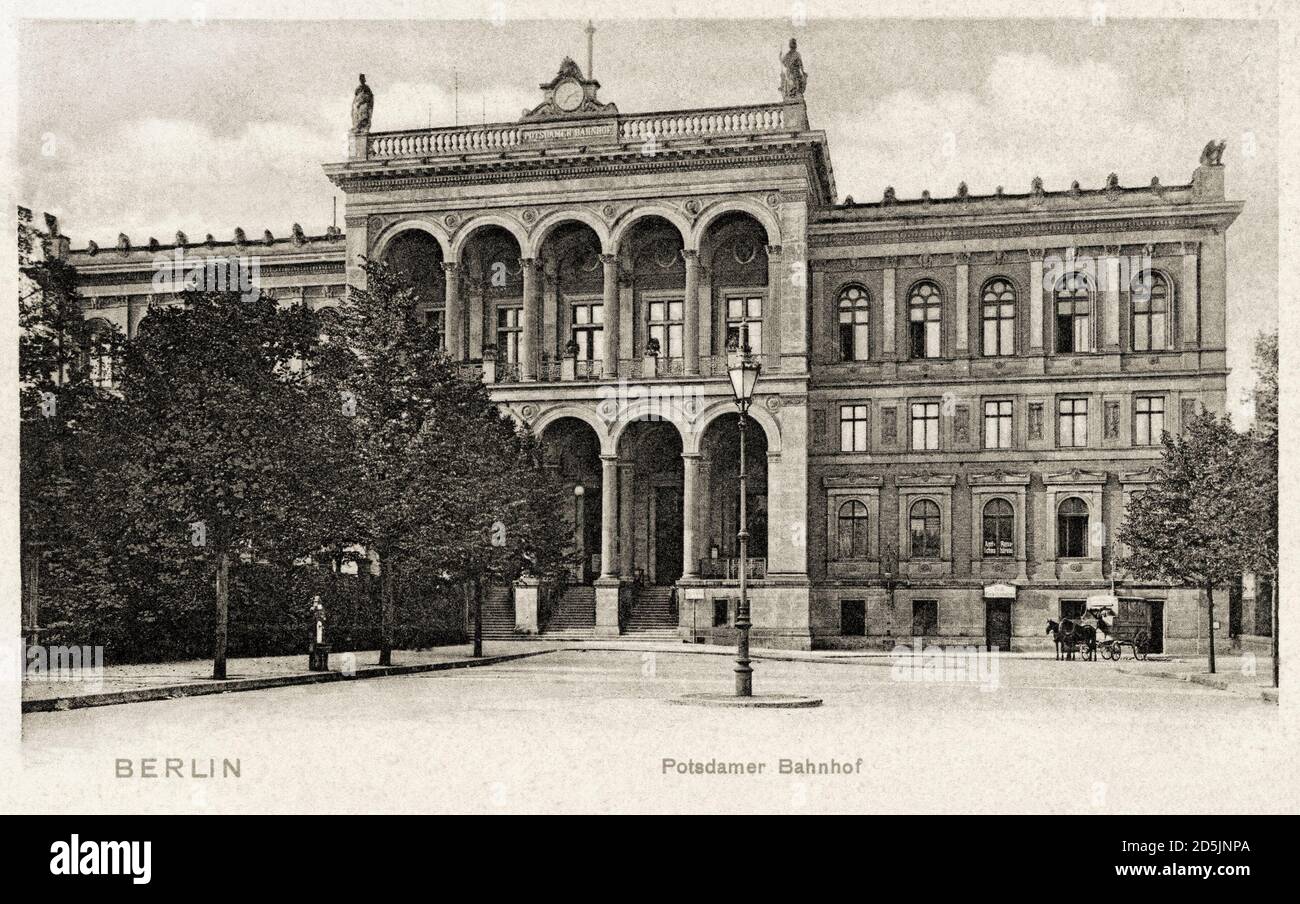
[21,650,555,714]
[1117,666,1279,704]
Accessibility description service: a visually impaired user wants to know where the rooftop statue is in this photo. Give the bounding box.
[351,74,374,133]
[1200,139,1226,166]
[780,38,807,99]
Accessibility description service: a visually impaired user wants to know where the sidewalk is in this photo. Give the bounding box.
[1115,654,1279,704]
[20,644,557,713]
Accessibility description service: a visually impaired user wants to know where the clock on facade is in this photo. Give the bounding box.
[554,79,583,112]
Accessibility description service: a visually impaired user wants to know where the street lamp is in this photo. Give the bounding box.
[726,344,761,697]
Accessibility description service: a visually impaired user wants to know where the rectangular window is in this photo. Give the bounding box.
[840,405,869,452]
[571,302,604,362]
[911,401,940,450]
[1057,398,1088,448]
[648,299,683,358]
[1060,599,1086,621]
[713,599,730,628]
[726,295,763,354]
[912,600,939,637]
[840,600,866,637]
[983,400,1013,449]
[1134,395,1165,447]
[1056,298,1091,353]
[496,306,522,363]
[909,309,941,358]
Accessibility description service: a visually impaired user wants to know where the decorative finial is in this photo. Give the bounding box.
[86,240,99,256]
[176,230,188,247]
[292,223,306,245]
[263,229,275,245]
[883,186,897,205]
[234,227,245,246]
[1031,176,1044,196]
[117,233,130,253]
[956,181,968,198]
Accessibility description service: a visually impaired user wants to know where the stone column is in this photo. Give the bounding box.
[682,453,701,578]
[601,253,619,377]
[766,244,784,362]
[1029,250,1045,352]
[442,261,461,359]
[682,249,701,374]
[1101,250,1121,351]
[520,257,538,380]
[1181,242,1201,349]
[954,256,970,354]
[882,263,896,356]
[599,455,619,580]
[619,464,635,577]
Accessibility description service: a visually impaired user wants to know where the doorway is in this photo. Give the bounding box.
[985,600,1012,652]
[654,485,683,585]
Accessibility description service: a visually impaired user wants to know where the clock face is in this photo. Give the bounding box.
[554,79,583,112]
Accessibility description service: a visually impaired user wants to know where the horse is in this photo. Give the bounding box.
[1058,618,1098,661]
[1046,619,1062,660]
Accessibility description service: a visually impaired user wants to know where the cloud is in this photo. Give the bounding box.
[825,52,1189,201]
[22,116,346,243]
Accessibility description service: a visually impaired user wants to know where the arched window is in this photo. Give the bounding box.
[837,500,869,559]
[84,321,118,389]
[1054,272,1092,353]
[1057,497,1089,558]
[908,281,942,359]
[1132,271,1170,351]
[909,499,941,558]
[981,278,1016,356]
[837,285,870,362]
[982,498,1015,558]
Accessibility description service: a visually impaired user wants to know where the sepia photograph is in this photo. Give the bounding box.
[1,0,1295,858]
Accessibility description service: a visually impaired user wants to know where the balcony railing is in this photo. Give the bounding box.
[365,103,793,161]
[698,558,767,581]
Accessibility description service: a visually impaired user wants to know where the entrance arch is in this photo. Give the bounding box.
[616,419,686,585]
[539,416,604,584]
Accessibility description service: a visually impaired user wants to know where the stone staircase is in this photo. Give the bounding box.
[541,585,597,640]
[475,585,517,640]
[625,585,681,640]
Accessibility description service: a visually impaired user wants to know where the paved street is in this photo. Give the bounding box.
[17,649,1292,814]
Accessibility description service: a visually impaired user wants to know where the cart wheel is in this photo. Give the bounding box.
[1134,630,1150,661]
[1106,644,1119,661]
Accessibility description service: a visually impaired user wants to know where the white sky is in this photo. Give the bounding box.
[15,12,1278,415]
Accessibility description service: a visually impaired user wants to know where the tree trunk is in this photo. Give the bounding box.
[473,577,483,659]
[1205,580,1217,675]
[379,554,395,666]
[213,550,230,680]
[1272,567,1280,689]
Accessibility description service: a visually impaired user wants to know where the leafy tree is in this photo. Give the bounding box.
[113,289,344,677]
[18,207,125,645]
[324,258,571,660]
[1119,411,1257,673]
[1243,332,1278,686]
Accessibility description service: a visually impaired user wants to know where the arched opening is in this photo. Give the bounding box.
[460,225,525,377]
[621,215,686,371]
[1057,497,1090,559]
[699,412,769,579]
[701,211,769,364]
[982,498,1015,558]
[539,417,603,584]
[536,221,605,379]
[616,419,685,585]
[381,230,446,349]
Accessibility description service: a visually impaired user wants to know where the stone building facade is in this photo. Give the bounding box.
[62,53,1241,652]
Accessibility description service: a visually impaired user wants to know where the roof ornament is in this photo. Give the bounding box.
[234,227,246,246]
[351,74,373,133]
[780,38,807,99]
[86,240,99,256]
[883,186,897,205]
[1199,139,1226,166]
[1031,176,1044,197]
[263,229,275,245]
[176,230,188,247]
[957,181,969,199]
[292,223,307,245]
[117,233,131,254]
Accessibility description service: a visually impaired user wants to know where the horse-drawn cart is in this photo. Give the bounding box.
[1099,624,1151,661]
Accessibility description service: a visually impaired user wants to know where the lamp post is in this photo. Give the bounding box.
[727,345,761,697]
